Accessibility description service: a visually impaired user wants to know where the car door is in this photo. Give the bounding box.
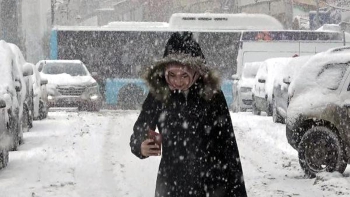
[339,66,350,149]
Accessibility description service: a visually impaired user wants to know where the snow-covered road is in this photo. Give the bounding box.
[0,111,349,197]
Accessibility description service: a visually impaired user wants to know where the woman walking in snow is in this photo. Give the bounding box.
[130,32,247,197]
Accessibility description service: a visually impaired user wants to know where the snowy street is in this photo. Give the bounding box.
[0,110,349,197]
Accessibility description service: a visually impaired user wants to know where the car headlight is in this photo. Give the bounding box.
[90,94,99,100]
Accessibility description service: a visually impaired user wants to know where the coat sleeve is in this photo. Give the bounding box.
[210,90,247,197]
[130,93,160,159]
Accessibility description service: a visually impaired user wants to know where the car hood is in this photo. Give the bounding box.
[239,78,255,88]
[41,73,96,86]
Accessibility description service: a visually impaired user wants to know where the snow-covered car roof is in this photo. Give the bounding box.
[274,55,312,87]
[240,61,263,88]
[289,49,350,98]
[261,57,293,99]
[242,62,261,79]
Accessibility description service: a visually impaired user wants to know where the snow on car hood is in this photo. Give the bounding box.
[41,73,96,86]
[239,78,255,88]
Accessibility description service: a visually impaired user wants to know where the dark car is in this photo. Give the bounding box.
[286,49,350,177]
[271,56,312,123]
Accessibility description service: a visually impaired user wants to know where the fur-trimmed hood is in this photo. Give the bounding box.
[143,53,221,101]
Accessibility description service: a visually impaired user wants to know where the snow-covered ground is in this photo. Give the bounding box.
[0,110,349,197]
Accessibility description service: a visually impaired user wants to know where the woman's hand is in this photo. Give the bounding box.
[141,139,161,157]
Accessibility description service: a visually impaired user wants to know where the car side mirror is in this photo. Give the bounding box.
[283,77,291,85]
[23,63,34,77]
[91,72,98,77]
[14,80,21,92]
[40,78,48,85]
[258,78,266,83]
[232,74,240,81]
[0,99,6,108]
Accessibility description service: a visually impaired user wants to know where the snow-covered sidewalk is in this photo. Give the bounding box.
[0,111,348,197]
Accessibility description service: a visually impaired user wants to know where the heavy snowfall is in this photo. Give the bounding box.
[0,110,348,197]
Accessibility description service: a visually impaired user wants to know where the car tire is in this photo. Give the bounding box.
[22,104,30,133]
[272,98,284,123]
[252,96,261,115]
[88,102,101,112]
[38,101,45,120]
[298,126,347,178]
[8,112,20,151]
[0,149,9,169]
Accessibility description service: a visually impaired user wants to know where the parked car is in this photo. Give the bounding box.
[37,60,102,111]
[286,48,350,177]
[32,63,49,120]
[271,55,312,123]
[8,43,34,131]
[252,57,292,116]
[232,61,261,112]
[0,99,9,169]
[0,40,32,154]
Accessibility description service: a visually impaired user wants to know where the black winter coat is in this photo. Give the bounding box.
[130,81,247,197]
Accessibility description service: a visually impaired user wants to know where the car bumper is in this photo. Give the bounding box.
[48,96,101,108]
[239,92,253,109]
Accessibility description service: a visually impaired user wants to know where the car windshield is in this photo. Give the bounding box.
[316,63,349,90]
[42,62,88,76]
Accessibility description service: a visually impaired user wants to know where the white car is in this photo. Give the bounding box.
[31,63,49,120]
[232,62,262,112]
[271,55,312,123]
[8,43,34,130]
[252,57,292,116]
[0,40,32,153]
[37,60,102,111]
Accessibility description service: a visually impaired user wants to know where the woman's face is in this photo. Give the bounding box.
[166,65,191,91]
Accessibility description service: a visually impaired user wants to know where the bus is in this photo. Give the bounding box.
[231,30,350,112]
[50,13,284,109]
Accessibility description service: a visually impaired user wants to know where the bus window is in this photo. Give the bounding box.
[198,32,241,79]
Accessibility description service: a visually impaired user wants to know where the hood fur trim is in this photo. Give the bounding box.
[143,53,221,101]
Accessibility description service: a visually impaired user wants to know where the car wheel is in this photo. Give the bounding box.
[8,112,20,151]
[88,102,101,112]
[272,98,284,123]
[298,126,347,178]
[0,149,9,169]
[252,96,261,115]
[22,104,30,133]
[38,101,48,120]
